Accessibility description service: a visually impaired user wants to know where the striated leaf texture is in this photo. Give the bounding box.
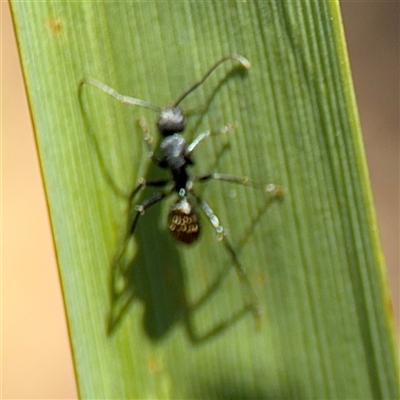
[10,1,398,399]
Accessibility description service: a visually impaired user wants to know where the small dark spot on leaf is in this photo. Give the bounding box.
[46,18,63,35]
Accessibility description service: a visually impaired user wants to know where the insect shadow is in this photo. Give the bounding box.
[78,55,284,344]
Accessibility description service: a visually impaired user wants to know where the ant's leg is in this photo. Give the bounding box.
[129,191,167,234]
[79,77,161,113]
[195,173,285,197]
[185,234,257,343]
[195,174,284,250]
[108,187,170,335]
[191,193,262,328]
[187,124,236,154]
[137,117,165,167]
[128,176,170,204]
[114,190,169,269]
[115,179,171,264]
[127,178,172,232]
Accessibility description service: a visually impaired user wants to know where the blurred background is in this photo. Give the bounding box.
[2,1,398,398]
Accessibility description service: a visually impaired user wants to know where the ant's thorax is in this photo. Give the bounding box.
[160,133,193,193]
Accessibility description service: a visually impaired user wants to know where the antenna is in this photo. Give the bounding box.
[172,54,251,107]
[79,77,161,113]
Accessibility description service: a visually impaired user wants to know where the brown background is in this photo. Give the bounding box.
[2,1,398,398]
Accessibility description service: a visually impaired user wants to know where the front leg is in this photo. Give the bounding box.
[137,117,166,167]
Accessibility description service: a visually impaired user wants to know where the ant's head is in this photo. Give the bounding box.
[157,106,186,137]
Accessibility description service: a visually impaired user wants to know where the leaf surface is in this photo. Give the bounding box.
[10,1,398,399]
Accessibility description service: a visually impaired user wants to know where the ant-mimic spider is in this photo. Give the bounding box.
[80,54,283,337]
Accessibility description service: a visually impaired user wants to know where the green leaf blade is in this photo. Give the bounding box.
[11,1,398,398]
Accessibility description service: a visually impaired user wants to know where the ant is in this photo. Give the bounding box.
[80,54,283,336]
